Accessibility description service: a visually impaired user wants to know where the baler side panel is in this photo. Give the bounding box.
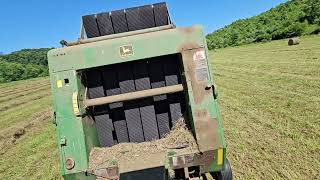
[50,70,96,175]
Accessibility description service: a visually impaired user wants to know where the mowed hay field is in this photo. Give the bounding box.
[0,78,61,179]
[0,35,319,179]
[211,35,320,179]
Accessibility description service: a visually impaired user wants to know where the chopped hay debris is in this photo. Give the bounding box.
[89,118,198,170]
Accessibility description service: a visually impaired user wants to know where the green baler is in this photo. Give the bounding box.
[48,3,232,180]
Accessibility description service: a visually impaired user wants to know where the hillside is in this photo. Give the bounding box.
[0,77,60,179]
[0,60,48,83]
[206,0,320,49]
[0,48,50,83]
[0,35,319,179]
[0,48,52,66]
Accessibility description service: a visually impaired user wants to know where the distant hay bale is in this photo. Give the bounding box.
[288,38,300,46]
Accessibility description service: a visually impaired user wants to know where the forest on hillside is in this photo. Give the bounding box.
[0,49,51,83]
[206,0,320,49]
[1,0,320,83]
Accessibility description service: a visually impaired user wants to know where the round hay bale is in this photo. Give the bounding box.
[288,37,300,46]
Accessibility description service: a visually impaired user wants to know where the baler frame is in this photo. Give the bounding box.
[48,24,226,180]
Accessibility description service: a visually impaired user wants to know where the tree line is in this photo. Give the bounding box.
[206,0,320,49]
[0,48,51,83]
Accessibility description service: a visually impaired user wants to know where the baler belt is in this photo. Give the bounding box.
[86,70,115,147]
[140,5,156,29]
[133,62,159,141]
[95,114,114,147]
[126,7,141,31]
[102,67,123,109]
[155,101,170,138]
[124,103,144,142]
[82,2,170,38]
[153,2,170,27]
[86,71,105,99]
[168,96,183,126]
[164,58,183,126]
[111,10,128,34]
[126,5,156,31]
[97,12,114,36]
[149,60,167,102]
[84,55,184,145]
[118,63,144,143]
[113,112,129,143]
[82,15,100,38]
[148,60,171,138]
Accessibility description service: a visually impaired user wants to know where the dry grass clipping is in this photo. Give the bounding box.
[89,118,198,169]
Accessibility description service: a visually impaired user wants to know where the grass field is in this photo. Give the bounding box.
[0,35,319,179]
[0,78,61,179]
[211,35,320,179]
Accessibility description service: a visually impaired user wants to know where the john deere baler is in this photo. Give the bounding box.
[48,2,231,180]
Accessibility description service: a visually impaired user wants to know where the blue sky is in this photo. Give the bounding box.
[0,0,286,53]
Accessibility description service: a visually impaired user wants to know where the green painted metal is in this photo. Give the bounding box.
[48,25,227,179]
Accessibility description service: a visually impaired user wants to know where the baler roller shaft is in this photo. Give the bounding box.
[84,84,184,107]
[66,24,175,47]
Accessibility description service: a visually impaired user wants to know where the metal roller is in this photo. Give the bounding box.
[84,84,184,107]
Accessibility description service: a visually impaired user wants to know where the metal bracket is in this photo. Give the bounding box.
[212,85,218,99]
[72,91,81,116]
[60,137,67,146]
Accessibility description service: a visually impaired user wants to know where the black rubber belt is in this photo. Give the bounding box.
[140,5,156,29]
[153,2,169,27]
[155,101,170,138]
[163,56,183,126]
[148,60,171,138]
[82,15,100,38]
[82,2,170,38]
[126,5,155,31]
[97,12,114,36]
[111,108,129,143]
[126,7,141,31]
[149,60,167,101]
[111,10,128,34]
[102,66,123,109]
[133,61,159,141]
[86,70,114,146]
[118,63,144,143]
[95,113,114,147]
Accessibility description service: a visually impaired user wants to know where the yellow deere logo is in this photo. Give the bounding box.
[120,45,134,57]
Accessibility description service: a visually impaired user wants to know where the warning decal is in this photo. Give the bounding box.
[193,50,209,81]
[196,68,208,81]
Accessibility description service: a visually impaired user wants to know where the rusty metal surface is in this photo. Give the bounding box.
[180,48,222,153]
[194,110,220,151]
[166,150,215,174]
